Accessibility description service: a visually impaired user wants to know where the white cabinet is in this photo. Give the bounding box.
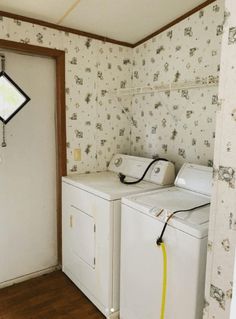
[62,181,121,318]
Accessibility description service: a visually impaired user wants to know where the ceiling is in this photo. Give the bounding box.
[0,0,210,44]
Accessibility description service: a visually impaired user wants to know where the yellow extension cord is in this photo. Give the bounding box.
[160,242,167,319]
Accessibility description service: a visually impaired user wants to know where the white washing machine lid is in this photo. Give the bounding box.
[122,187,211,238]
[62,171,163,201]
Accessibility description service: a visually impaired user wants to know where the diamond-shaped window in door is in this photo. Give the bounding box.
[0,71,30,124]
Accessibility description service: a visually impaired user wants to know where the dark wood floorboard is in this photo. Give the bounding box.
[0,271,105,319]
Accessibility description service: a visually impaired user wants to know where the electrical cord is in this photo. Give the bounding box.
[156,202,210,246]
[119,158,169,185]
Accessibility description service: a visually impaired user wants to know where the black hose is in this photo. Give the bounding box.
[119,158,169,185]
[156,202,210,246]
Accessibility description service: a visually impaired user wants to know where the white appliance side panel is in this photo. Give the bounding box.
[62,182,114,316]
[62,182,72,257]
[120,204,208,319]
[112,200,122,312]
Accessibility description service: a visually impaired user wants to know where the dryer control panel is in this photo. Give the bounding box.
[109,154,175,185]
[150,161,175,186]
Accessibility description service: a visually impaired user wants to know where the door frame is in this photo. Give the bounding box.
[0,39,66,263]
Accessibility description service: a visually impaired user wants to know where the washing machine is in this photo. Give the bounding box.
[120,163,213,319]
[62,154,175,319]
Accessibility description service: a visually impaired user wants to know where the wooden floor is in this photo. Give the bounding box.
[0,271,105,319]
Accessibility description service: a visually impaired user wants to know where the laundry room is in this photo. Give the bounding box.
[0,0,235,319]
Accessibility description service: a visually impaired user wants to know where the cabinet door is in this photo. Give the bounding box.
[70,206,95,268]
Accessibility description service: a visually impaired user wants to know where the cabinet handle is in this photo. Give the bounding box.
[70,215,73,228]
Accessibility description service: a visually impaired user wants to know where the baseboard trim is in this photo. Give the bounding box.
[107,311,120,319]
[0,265,61,289]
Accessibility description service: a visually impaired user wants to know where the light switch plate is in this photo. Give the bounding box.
[74,148,81,161]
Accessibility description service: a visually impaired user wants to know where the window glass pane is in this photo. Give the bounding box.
[0,72,30,124]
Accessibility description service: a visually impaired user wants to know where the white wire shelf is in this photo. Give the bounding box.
[109,76,219,96]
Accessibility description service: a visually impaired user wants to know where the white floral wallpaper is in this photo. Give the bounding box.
[204,0,236,318]
[0,16,133,174]
[0,2,225,173]
[130,0,224,170]
[1,3,236,318]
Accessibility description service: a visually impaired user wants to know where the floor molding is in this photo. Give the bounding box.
[0,265,61,289]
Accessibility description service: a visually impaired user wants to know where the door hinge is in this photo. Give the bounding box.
[94,224,96,232]
[94,257,96,265]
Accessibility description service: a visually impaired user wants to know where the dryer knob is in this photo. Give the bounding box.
[114,157,123,167]
[154,167,161,174]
